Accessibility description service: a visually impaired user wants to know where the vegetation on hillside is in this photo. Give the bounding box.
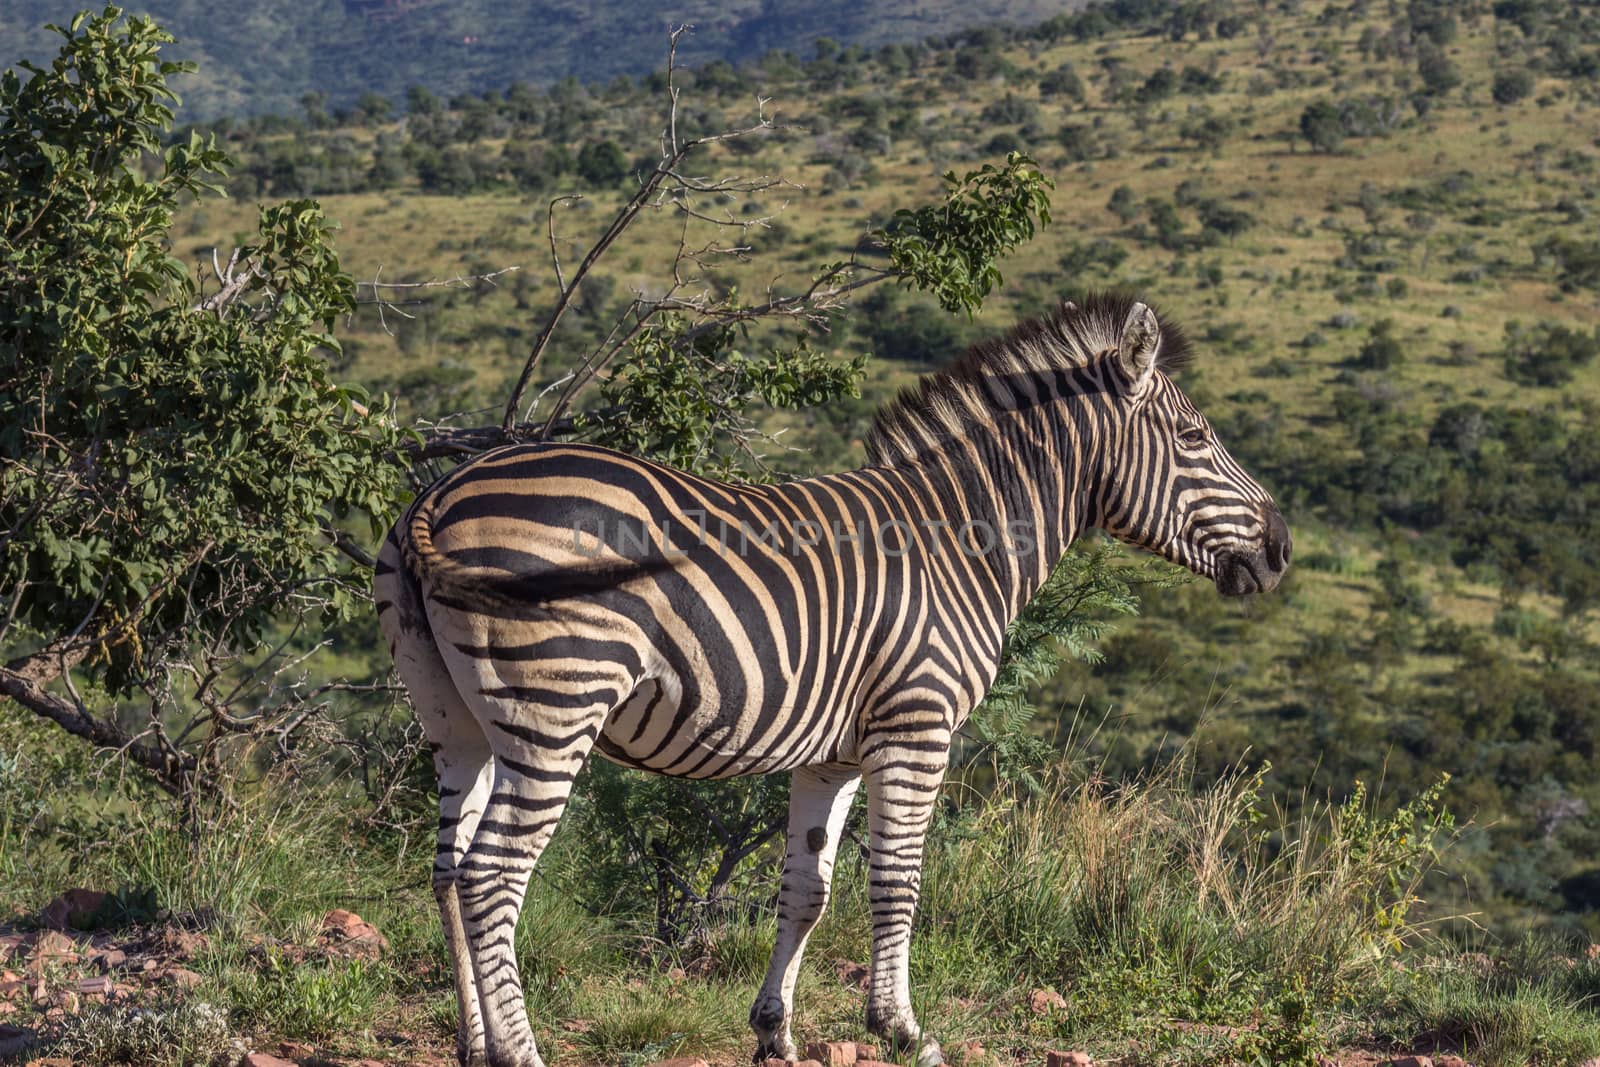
[5,0,1600,1064]
[133,0,1600,941]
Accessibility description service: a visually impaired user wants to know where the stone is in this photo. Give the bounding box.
[92,948,126,971]
[75,976,112,1000]
[279,1041,316,1059]
[835,960,870,990]
[853,1045,881,1063]
[29,931,74,961]
[39,889,107,931]
[319,909,389,961]
[161,967,204,990]
[1029,987,1067,1014]
[765,1058,792,1067]
[807,1041,858,1067]
[948,1040,986,1064]
[855,1060,898,1067]
[1433,1057,1472,1067]
[1387,1058,1433,1067]
[1045,1053,1094,1067]
[156,927,207,959]
[243,1055,297,1067]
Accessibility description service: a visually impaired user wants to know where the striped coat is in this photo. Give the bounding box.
[375,294,1290,1067]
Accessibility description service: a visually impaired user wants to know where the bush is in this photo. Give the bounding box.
[1356,319,1406,369]
[1500,320,1600,386]
[1492,68,1536,105]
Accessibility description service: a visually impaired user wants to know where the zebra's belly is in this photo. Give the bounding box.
[594,676,848,779]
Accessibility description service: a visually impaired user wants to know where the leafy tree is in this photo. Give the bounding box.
[1300,99,1345,152]
[1107,184,1140,223]
[1492,68,1535,105]
[0,9,409,796]
[1500,320,1600,386]
[1356,320,1405,369]
[1038,63,1085,102]
[1416,42,1462,96]
[576,138,630,185]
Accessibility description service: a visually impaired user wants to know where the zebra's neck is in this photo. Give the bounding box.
[871,384,1100,626]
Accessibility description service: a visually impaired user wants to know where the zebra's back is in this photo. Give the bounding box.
[396,442,964,779]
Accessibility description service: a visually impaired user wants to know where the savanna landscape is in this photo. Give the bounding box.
[3,1,1600,1065]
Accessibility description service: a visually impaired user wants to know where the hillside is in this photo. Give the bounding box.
[151,0,1600,941]
[6,1,1600,1064]
[0,0,1084,120]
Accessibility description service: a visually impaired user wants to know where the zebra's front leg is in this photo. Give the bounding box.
[456,706,604,1067]
[750,765,862,1061]
[861,740,949,1067]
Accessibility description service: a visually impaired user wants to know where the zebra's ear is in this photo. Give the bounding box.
[1117,301,1161,389]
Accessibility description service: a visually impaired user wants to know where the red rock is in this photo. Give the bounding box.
[807,1042,857,1067]
[796,1060,824,1067]
[855,1060,898,1067]
[75,976,112,999]
[319,909,389,961]
[1386,1059,1433,1067]
[835,960,870,990]
[279,1041,316,1059]
[161,967,203,990]
[1045,1053,1094,1067]
[1029,987,1067,1014]
[91,948,126,971]
[852,1045,880,1062]
[29,932,74,961]
[243,1055,297,1067]
[157,927,208,959]
[948,1040,986,1064]
[764,1059,791,1067]
[1433,1058,1471,1067]
[647,1060,709,1067]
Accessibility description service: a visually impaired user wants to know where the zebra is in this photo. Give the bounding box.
[374,293,1291,1067]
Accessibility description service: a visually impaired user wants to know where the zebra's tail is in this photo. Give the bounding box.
[397,492,674,608]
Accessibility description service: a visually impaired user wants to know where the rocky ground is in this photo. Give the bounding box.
[0,891,1567,1067]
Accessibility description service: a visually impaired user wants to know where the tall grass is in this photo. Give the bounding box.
[813,757,1455,1063]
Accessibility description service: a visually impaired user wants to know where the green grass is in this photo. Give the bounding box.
[6,713,1600,1065]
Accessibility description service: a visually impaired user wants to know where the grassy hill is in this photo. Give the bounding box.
[7,1,1600,1064]
[0,0,1085,120]
[148,0,1600,939]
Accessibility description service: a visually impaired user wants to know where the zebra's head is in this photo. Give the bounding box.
[1089,300,1291,596]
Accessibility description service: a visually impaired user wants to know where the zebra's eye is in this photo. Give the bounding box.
[1178,426,1209,448]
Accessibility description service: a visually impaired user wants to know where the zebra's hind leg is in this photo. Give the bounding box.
[448,679,613,1067]
[750,765,862,1061]
[861,740,950,1067]
[376,551,493,1067]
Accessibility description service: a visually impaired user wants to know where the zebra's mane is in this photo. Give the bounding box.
[865,291,1192,465]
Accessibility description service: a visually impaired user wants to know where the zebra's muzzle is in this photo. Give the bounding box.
[1214,506,1291,596]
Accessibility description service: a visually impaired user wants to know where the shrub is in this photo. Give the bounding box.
[1356,319,1406,369]
[1500,320,1600,386]
[1492,68,1535,105]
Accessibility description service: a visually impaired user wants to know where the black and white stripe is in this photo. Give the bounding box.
[374,293,1291,1067]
